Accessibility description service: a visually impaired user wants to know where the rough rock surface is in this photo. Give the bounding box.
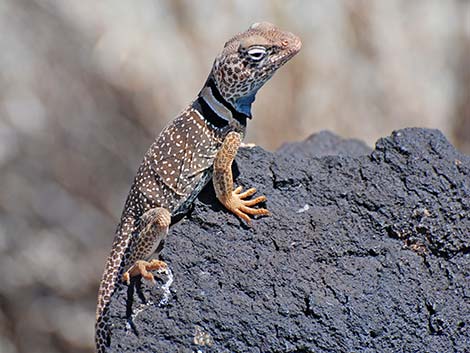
[107,128,469,353]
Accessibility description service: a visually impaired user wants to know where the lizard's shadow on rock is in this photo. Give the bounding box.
[125,277,147,337]
[168,164,241,227]
[195,162,254,229]
[197,162,240,208]
[198,161,244,204]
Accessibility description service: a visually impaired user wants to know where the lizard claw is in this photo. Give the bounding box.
[122,259,168,285]
[227,187,270,225]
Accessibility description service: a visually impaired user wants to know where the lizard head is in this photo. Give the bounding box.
[211,22,302,116]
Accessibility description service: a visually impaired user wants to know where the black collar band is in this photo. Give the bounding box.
[205,77,249,126]
[194,96,231,129]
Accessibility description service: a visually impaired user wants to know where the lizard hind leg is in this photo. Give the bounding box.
[122,207,172,285]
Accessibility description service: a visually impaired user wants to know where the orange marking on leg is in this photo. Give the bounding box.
[237,187,257,199]
[239,204,269,215]
[233,208,253,225]
[214,131,270,224]
[241,195,267,206]
[223,187,270,224]
[122,259,168,285]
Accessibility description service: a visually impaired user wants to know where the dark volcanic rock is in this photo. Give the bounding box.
[107,128,470,353]
[277,130,372,158]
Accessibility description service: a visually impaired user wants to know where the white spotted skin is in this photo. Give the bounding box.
[95,108,230,351]
[132,108,227,215]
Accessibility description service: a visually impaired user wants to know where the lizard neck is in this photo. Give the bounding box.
[232,93,256,117]
[194,76,251,129]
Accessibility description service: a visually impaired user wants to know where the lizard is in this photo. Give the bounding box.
[95,21,301,352]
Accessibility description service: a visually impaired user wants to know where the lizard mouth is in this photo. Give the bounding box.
[292,36,302,54]
[275,34,302,65]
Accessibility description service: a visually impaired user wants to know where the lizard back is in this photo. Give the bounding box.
[126,107,228,218]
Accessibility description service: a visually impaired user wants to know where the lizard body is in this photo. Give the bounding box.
[95,22,301,352]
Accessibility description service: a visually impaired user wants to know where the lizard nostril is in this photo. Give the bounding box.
[281,40,289,48]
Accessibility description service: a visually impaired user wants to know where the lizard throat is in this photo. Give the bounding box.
[194,77,250,128]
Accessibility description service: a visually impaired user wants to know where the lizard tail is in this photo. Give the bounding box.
[95,221,134,352]
[95,254,123,352]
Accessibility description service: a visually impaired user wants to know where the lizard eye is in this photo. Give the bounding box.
[247,46,267,61]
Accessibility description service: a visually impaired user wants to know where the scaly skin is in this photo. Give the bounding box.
[95,22,301,352]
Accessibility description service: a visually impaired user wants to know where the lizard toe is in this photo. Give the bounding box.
[237,187,257,199]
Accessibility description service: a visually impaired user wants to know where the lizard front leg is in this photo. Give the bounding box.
[122,207,171,284]
[213,131,270,224]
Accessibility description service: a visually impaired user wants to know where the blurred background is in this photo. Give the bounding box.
[1,1,470,352]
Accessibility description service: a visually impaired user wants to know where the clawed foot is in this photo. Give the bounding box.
[226,186,270,225]
[122,259,168,285]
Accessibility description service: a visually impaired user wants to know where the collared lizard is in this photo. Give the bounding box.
[95,22,301,352]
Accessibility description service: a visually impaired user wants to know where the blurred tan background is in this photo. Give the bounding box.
[1,1,470,352]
